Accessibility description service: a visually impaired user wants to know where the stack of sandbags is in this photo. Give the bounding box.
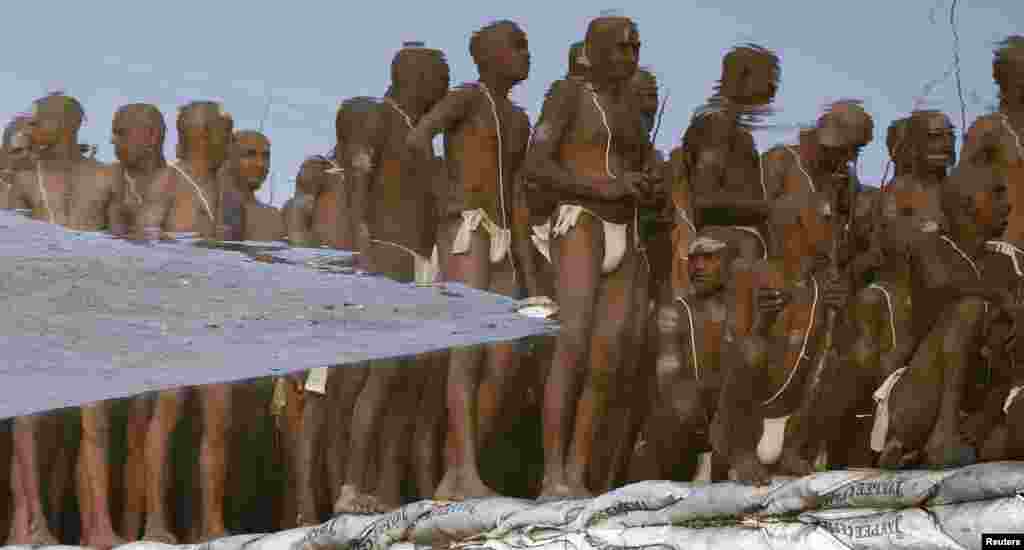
[6,463,1022,550]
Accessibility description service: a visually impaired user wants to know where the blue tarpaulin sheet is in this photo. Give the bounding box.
[0,211,556,419]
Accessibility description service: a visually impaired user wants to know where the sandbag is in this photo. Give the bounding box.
[348,501,437,550]
[930,496,1024,549]
[758,469,947,515]
[583,524,793,550]
[572,479,779,529]
[928,461,1024,505]
[241,527,316,550]
[405,498,536,544]
[196,533,270,550]
[292,514,383,550]
[487,499,589,538]
[801,508,965,549]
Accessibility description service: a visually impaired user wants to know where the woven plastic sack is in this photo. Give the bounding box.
[406,498,536,544]
[572,479,778,529]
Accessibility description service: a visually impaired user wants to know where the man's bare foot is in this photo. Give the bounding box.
[537,477,591,502]
[433,469,500,501]
[333,484,388,514]
[27,520,59,546]
[196,529,230,544]
[877,439,920,469]
[777,448,814,477]
[731,454,772,486]
[81,531,126,550]
[142,526,178,545]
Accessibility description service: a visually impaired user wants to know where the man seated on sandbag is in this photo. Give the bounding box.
[809,110,957,469]
[957,215,1024,461]
[709,190,848,485]
[873,164,1015,469]
[636,227,749,482]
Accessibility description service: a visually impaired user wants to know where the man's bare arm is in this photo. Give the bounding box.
[342,105,384,264]
[9,173,31,211]
[406,85,477,155]
[106,173,127,236]
[521,79,613,201]
[960,116,1002,167]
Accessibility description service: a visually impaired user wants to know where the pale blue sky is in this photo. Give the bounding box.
[1,1,1020,206]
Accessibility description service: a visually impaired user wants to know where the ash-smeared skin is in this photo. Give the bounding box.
[710,191,848,485]
[593,66,666,492]
[222,130,284,242]
[632,228,742,483]
[521,15,662,500]
[330,43,451,515]
[137,100,236,545]
[6,93,124,550]
[402,22,533,504]
[880,165,1015,470]
[961,35,1024,243]
[0,116,32,210]
[108,102,168,542]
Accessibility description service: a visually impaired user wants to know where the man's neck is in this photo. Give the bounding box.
[37,138,83,164]
[387,90,427,122]
[176,154,218,183]
[123,155,165,180]
[478,72,514,100]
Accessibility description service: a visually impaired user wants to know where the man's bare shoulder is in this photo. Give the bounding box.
[967,113,1005,137]
[541,78,583,105]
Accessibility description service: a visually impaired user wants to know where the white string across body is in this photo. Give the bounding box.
[763,275,820,406]
[584,83,644,262]
[169,161,216,224]
[478,82,518,281]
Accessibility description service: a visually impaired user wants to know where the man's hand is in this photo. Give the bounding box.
[754,286,790,335]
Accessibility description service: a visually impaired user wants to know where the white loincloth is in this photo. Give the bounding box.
[304,367,329,395]
[531,204,628,274]
[870,367,908,452]
[1005,385,1024,414]
[757,415,791,465]
[452,208,510,264]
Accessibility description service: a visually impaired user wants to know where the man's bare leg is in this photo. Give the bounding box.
[434,226,507,500]
[121,396,150,540]
[297,389,325,526]
[412,352,447,498]
[333,364,402,514]
[143,389,184,544]
[880,299,986,469]
[10,416,57,545]
[566,235,637,497]
[375,369,419,509]
[540,216,603,500]
[77,402,124,550]
[327,366,368,507]
[598,254,651,490]
[197,383,231,542]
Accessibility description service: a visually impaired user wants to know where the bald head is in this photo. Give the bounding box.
[115,104,166,142]
[816,100,873,149]
[583,15,640,83]
[232,130,271,192]
[717,44,780,107]
[469,20,530,83]
[176,100,233,161]
[994,35,1024,101]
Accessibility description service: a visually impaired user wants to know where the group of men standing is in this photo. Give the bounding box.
[1,13,1024,550]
